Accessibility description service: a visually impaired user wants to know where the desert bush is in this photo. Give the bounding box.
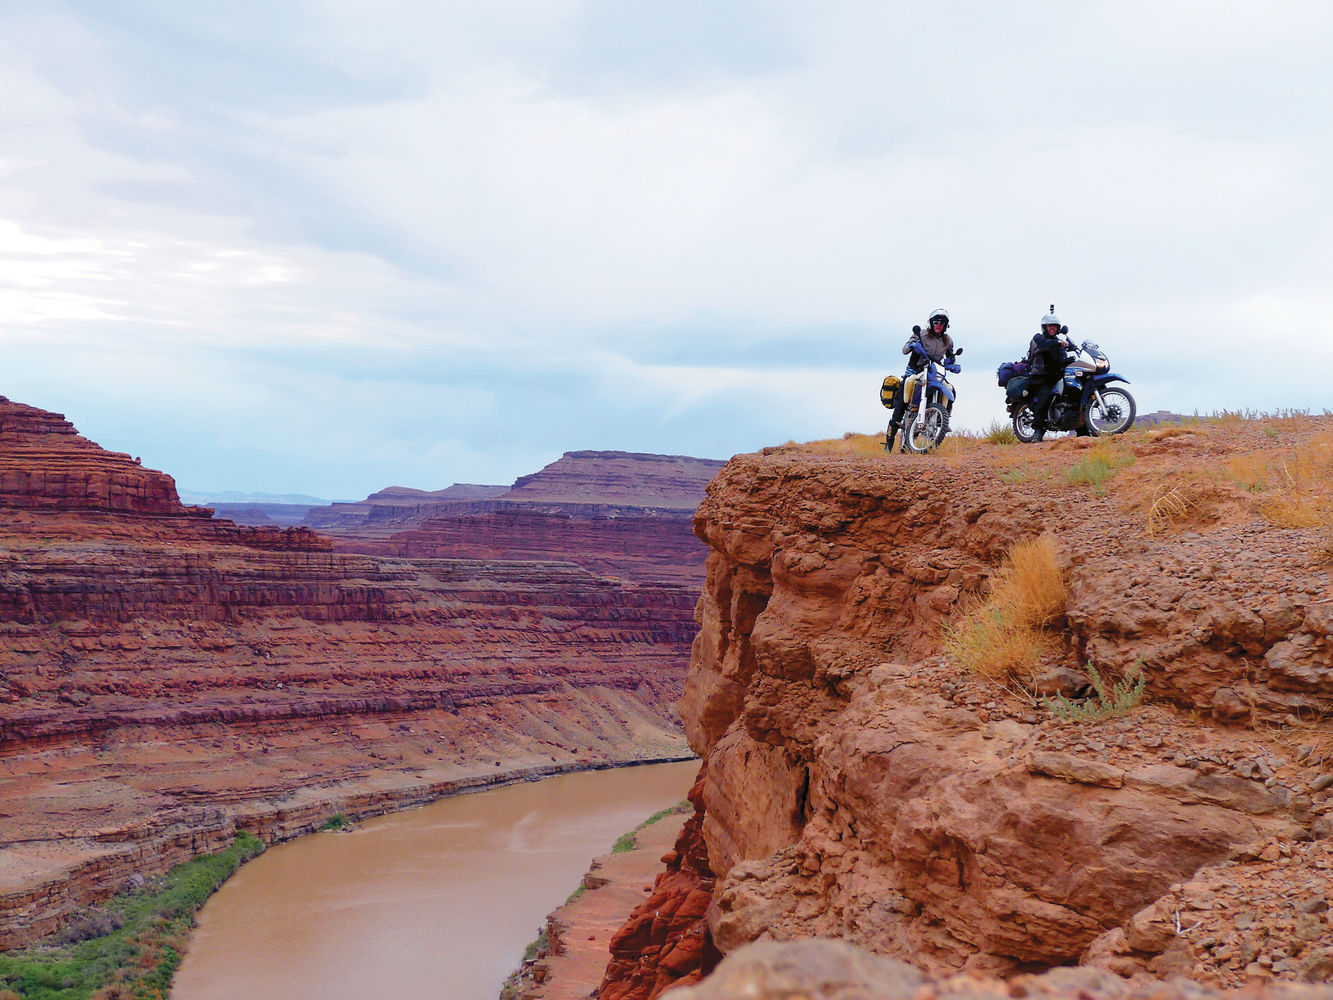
[319,814,348,831]
[51,910,123,948]
[1045,663,1146,721]
[983,420,1019,445]
[943,535,1066,681]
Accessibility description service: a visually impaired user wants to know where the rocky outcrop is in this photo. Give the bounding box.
[661,939,1333,1000]
[0,400,699,949]
[601,418,1333,996]
[0,401,190,515]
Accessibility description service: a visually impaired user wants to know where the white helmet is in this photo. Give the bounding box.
[928,307,949,328]
[1041,304,1061,329]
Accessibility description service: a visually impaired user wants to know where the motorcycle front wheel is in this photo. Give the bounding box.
[1087,388,1137,436]
[905,405,950,453]
[1010,404,1040,444]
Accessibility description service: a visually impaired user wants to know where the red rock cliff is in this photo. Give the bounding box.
[602,419,1333,996]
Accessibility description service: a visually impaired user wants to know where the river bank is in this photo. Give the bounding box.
[501,803,691,1000]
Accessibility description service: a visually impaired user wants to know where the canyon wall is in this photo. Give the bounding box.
[0,400,704,949]
[607,419,1333,996]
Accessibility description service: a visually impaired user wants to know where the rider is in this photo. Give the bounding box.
[887,307,957,452]
[1026,307,1071,442]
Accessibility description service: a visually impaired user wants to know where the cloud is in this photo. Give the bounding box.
[1,1,1330,496]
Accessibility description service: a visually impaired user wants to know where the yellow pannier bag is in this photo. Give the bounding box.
[879,374,901,409]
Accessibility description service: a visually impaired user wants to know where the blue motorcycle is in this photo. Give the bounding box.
[1006,338,1135,441]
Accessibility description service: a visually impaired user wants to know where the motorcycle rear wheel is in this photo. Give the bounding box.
[1087,388,1137,436]
[905,405,949,453]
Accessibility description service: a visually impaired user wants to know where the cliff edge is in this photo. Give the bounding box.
[604,417,1333,997]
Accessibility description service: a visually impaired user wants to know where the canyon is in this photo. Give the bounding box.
[7,395,1333,1000]
[0,398,713,950]
[589,418,1333,998]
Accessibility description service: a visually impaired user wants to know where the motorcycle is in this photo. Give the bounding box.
[1006,336,1135,441]
[881,346,963,454]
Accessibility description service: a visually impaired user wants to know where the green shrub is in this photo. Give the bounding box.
[1045,663,1146,721]
[522,927,549,963]
[1063,446,1135,494]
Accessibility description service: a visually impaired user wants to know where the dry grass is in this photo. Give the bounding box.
[1225,432,1333,531]
[1146,486,1193,535]
[794,432,888,458]
[1144,425,1196,443]
[983,420,1019,445]
[943,534,1066,681]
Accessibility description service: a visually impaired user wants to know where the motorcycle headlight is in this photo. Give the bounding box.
[1096,357,1109,373]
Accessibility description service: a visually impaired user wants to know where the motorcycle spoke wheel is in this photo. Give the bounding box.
[906,406,949,453]
[1087,389,1137,436]
[1011,406,1039,444]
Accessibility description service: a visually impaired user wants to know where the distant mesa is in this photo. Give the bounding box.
[297,451,726,585]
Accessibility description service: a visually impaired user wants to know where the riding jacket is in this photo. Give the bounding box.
[1026,331,1068,378]
[903,328,956,371]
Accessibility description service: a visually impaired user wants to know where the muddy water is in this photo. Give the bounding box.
[172,760,698,1000]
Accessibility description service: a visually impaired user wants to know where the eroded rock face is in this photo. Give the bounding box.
[0,400,703,948]
[606,422,1333,995]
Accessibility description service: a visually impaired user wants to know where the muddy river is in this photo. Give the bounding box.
[172,759,698,1000]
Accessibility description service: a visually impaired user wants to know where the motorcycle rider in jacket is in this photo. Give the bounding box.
[888,307,957,452]
[1026,308,1071,442]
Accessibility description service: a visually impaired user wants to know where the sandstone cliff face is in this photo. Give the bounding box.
[610,419,1333,995]
[0,400,701,949]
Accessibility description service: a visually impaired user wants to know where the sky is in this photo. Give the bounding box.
[2,1,1330,500]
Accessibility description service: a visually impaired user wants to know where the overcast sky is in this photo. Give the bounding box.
[2,1,1330,500]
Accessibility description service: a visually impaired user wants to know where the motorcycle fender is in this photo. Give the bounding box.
[1093,373,1130,386]
[935,383,956,403]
